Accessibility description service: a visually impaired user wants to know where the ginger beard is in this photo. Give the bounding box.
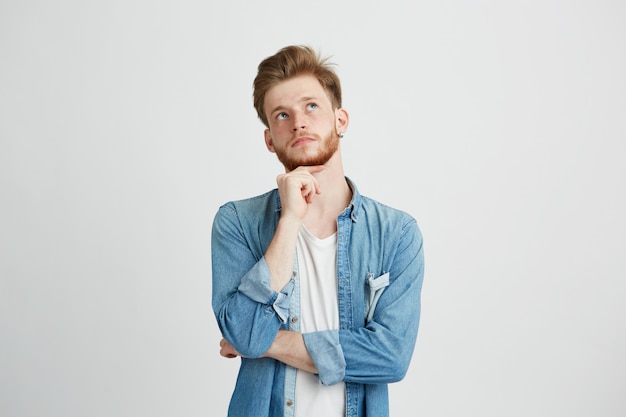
[274,129,340,172]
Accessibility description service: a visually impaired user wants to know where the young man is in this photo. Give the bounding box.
[211,45,425,417]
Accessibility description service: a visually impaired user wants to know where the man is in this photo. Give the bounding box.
[212,45,425,417]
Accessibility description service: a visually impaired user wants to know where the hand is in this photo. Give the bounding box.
[276,166,325,222]
[220,338,240,359]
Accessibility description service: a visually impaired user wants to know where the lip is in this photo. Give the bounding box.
[291,136,316,147]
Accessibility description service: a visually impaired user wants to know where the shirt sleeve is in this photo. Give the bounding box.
[304,218,425,385]
[343,219,425,384]
[211,203,293,358]
[302,330,346,386]
[238,258,294,324]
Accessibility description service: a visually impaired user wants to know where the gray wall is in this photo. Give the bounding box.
[1,1,625,416]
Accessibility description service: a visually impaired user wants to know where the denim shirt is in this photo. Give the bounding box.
[212,178,424,417]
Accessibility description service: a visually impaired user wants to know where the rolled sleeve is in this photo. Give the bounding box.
[303,330,345,386]
[238,257,295,324]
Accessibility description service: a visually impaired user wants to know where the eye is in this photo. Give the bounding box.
[306,103,318,111]
[276,112,288,120]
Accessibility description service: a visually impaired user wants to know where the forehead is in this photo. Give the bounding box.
[264,74,331,110]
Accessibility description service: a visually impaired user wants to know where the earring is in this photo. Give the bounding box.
[338,132,344,138]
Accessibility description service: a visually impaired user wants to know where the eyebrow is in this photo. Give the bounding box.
[268,96,319,115]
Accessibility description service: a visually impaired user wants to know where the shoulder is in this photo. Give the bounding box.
[217,189,279,216]
[347,177,421,237]
[212,189,280,244]
[356,195,424,251]
[360,195,417,226]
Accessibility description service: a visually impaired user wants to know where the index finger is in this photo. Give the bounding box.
[293,165,325,175]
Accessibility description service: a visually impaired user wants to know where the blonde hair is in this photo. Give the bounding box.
[253,45,342,127]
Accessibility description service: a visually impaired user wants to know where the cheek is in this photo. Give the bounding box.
[268,124,290,142]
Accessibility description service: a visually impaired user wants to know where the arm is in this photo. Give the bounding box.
[220,330,318,374]
[211,205,289,358]
[263,330,318,373]
[212,167,324,358]
[304,219,425,385]
[219,219,424,386]
[265,166,324,291]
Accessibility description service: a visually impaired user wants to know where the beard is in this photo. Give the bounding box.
[274,130,340,172]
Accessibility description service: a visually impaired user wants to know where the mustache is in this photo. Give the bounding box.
[291,131,321,140]
[288,131,322,146]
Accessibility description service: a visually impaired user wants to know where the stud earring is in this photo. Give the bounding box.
[338,132,344,138]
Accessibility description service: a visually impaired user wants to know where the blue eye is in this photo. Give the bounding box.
[277,112,288,120]
[306,103,318,111]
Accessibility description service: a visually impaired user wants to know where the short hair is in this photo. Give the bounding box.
[253,45,342,127]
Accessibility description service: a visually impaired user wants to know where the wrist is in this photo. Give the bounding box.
[277,213,303,231]
[262,330,284,359]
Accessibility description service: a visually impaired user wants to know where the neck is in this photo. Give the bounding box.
[301,151,352,237]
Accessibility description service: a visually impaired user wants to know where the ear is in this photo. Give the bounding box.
[264,129,276,153]
[335,108,349,135]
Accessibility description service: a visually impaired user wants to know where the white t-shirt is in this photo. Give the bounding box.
[294,226,346,417]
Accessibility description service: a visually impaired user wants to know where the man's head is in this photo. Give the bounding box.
[253,45,343,128]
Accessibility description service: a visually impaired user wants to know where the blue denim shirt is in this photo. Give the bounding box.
[212,178,424,417]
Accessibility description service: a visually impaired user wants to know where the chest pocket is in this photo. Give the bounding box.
[365,272,390,323]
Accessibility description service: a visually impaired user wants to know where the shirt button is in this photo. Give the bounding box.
[286,400,293,407]
[291,317,298,323]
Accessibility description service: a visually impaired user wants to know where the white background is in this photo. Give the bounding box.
[1,1,625,416]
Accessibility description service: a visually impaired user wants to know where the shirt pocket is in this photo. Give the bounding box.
[365,272,390,323]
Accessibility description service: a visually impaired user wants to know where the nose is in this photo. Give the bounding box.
[291,111,307,131]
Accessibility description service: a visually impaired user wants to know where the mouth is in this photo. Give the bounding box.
[291,136,316,147]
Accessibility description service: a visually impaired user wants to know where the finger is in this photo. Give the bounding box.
[220,346,239,358]
[301,182,317,204]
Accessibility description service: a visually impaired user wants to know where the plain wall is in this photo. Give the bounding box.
[1,1,625,416]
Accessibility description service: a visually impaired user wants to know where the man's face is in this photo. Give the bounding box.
[263,74,342,172]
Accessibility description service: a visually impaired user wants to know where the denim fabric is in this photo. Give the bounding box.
[212,178,424,417]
